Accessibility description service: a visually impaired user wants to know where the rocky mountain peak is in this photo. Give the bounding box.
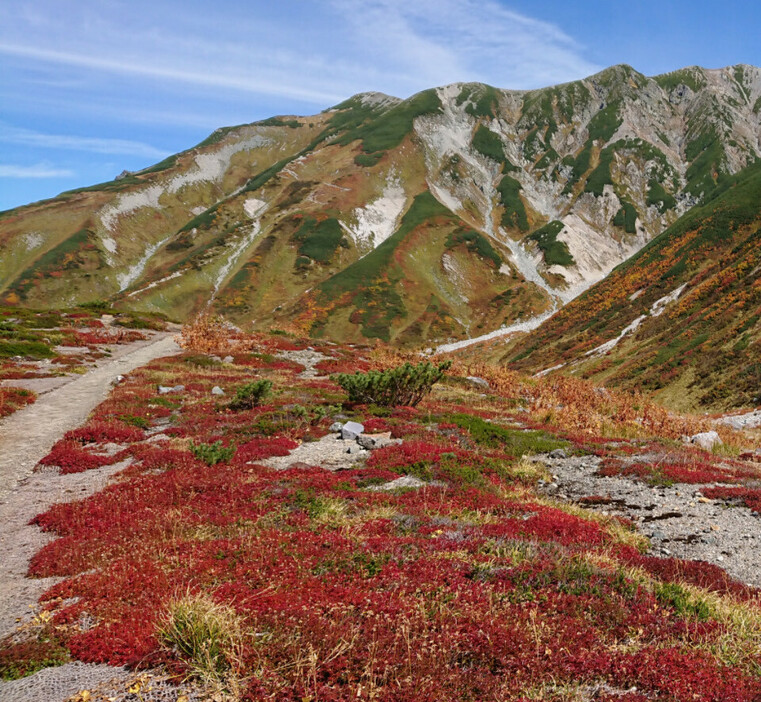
[1,63,759,352]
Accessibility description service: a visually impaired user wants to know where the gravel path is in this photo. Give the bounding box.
[0,333,180,503]
[0,333,181,701]
[536,453,761,588]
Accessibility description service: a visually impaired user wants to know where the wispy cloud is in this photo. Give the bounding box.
[0,0,599,112]
[0,124,170,159]
[0,42,351,105]
[332,0,600,89]
[0,163,74,178]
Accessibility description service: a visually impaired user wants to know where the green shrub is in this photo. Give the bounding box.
[613,201,638,233]
[497,176,529,232]
[471,125,506,165]
[445,229,502,267]
[118,414,150,429]
[183,354,222,368]
[0,340,54,359]
[445,413,569,455]
[334,361,451,407]
[228,379,272,411]
[189,440,235,466]
[354,152,384,167]
[528,220,574,266]
[292,216,344,264]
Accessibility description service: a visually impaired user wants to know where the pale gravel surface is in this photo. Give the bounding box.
[0,332,180,503]
[536,453,761,588]
[0,333,182,702]
[0,661,130,702]
[277,347,329,380]
[0,459,133,640]
[260,432,370,472]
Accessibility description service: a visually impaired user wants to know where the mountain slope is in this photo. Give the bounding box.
[2,64,761,347]
[503,159,761,411]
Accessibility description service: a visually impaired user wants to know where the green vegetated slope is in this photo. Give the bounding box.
[2,64,761,350]
[504,159,761,411]
[0,116,326,311]
[274,190,548,346]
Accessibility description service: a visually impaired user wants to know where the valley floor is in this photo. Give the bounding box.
[1,327,761,701]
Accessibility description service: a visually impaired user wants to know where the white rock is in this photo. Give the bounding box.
[689,431,723,451]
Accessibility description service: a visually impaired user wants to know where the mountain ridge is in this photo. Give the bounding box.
[2,62,760,352]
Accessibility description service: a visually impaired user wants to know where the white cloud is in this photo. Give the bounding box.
[333,0,601,89]
[0,43,349,105]
[0,163,74,178]
[0,124,170,159]
[0,0,600,115]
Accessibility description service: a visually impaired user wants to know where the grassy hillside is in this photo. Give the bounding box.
[3,64,761,351]
[505,159,761,411]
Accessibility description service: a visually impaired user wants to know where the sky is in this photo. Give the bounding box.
[1,0,758,211]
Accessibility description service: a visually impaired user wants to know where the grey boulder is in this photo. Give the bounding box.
[341,421,365,440]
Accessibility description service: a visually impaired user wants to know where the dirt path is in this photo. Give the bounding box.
[0,333,181,639]
[0,332,202,702]
[0,332,180,503]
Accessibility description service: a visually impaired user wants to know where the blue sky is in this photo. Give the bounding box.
[1,0,758,211]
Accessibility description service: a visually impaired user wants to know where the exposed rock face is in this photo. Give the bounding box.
[2,64,760,347]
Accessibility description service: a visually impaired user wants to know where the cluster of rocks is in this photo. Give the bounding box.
[683,430,722,451]
[208,355,234,364]
[157,384,184,395]
[259,419,400,472]
[329,420,401,454]
[716,409,761,430]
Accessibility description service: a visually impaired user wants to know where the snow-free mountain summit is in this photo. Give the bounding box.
[2,64,761,347]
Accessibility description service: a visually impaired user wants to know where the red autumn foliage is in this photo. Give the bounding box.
[4,332,760,700]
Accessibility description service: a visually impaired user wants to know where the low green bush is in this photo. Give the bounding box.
[334,361,451,407]
[228,379,273,411]
[189,440,235,466]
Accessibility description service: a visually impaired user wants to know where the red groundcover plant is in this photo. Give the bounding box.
[4,338,761,701]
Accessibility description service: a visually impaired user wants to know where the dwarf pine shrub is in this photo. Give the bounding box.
[228,379,272,411]
[190,440,235,466]
[334,361,451,407]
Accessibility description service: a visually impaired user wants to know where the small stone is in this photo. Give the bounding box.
[689,431,722,451]
[222,356,234,364]
[549,448,567,460]
[341,421,364,440]
[211,386,225,396]
[345,444,363,455]
[368,475,429,492]
[357,433,398,450]
[210,355,223,363]
[110,374,125,386]
[329,422,344,432]
[158,384,185,395]
[466,376,490,391]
